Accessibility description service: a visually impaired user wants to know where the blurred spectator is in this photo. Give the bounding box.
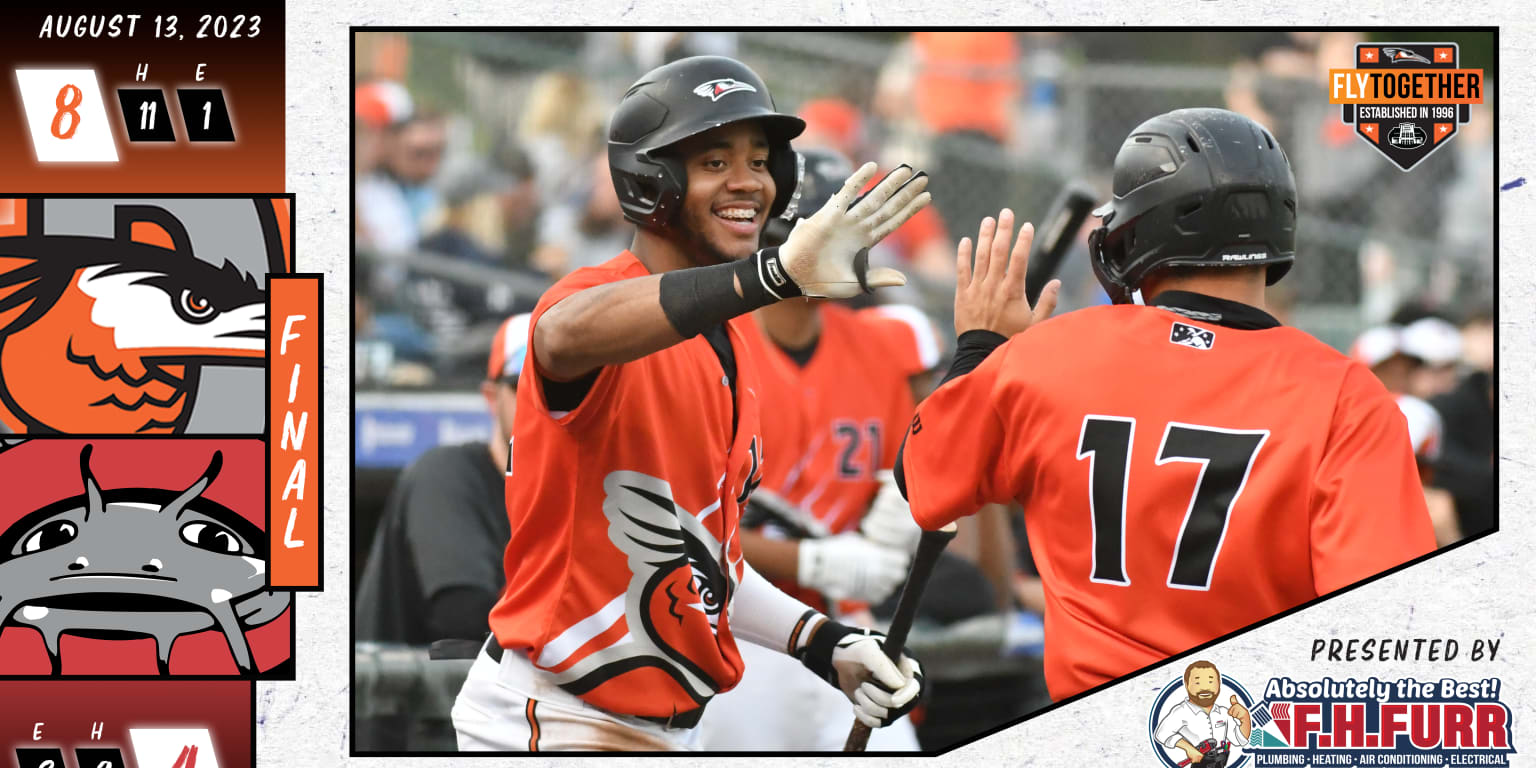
[355,312,529,648]
[408,158,546,345]
[796,99,953,283]
[422,162,520,267]
[1350,324,1418,395]
[797,98,868,160]
[358,109,449,256]
[490,138,543,267]
[1395,395,1460,547]
[584,32,740,81]
[1351,325,1462,547]
[1430,306,1495,539]
[531,154,633,278]
[518,72,603,213]
[354,260,436,383]
[355,82,410,179]
[355,80,414,250]
[878,33,1020,240]
[1400,316,1463,401]
[910,32,1018,145]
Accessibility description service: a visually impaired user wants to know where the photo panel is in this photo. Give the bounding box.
[349,27,1494,756]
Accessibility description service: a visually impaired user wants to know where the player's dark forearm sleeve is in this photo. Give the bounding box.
[938,330,1007,386]
[895,329,1008,499]
[658,247,802,338]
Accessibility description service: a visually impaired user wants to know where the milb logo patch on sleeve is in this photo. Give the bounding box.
[1170,322,1216,351]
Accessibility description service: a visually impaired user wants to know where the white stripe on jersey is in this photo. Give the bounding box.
[534,593,625,669]
[873,304,941,370]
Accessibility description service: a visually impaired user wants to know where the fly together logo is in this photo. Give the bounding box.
[1328,43,1484,171]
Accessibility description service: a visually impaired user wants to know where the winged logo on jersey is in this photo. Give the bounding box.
[544,470,739,707]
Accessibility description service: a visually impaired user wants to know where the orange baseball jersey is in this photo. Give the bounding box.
[747,303,939,536]
[488,251,765,720]
[902,298,1435,699]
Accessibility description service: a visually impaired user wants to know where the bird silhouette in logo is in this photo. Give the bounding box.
[546,470,738,707]
[1380,47,1433,65]
[0,198,286,434]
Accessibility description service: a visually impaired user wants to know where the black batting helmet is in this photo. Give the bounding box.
[1088,108,1297,304]
[761,146,856,248]
[608,56,806,231]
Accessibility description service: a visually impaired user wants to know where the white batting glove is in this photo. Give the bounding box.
[776,162,931,298]
[860,470,922,555]
[794,619,925,728]
[798,533,911,603]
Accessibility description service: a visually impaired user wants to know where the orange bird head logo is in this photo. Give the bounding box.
[0,198,288,434]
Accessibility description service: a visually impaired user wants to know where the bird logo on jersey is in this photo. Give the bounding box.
[544,471,738,707]
[0,198,286,434]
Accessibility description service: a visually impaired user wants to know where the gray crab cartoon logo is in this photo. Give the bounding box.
[0,444,289,673]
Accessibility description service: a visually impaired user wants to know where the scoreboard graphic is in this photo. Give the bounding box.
[0,6,282,192]
[2,4,313,766]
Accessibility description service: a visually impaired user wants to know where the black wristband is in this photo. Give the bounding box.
[750,246,803,302]
[657,248,801,339]
[794,616,856,686]
[937,329,1008,387]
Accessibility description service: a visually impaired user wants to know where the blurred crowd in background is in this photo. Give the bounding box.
[352,30,1496,752]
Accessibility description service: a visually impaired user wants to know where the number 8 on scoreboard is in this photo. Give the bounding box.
[13,68,119,162]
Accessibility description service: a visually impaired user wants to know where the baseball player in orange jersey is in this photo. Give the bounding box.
[895,108,1435,701]
[697,148,938,750]
[451,56,931,751]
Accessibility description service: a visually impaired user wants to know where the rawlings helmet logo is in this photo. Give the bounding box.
[693,78,757,102]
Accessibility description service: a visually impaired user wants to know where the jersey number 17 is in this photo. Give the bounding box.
[1076,416,1268,591]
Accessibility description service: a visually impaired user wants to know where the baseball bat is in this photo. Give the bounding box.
[1025,182,1099,305]
[843,521,960,752]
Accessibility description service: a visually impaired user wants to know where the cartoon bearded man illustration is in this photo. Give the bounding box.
[1154,660,1252,766]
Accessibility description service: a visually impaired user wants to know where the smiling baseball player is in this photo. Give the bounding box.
[450,56,931,751]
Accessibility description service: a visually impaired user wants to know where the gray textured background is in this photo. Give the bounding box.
[288,6,1528,766]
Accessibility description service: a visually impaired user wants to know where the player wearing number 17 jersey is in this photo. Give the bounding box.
[896,109,1435,700]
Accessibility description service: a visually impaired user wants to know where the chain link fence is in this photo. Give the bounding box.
[358,30,1492,372]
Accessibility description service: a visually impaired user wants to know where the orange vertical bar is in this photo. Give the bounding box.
[268,274,322,589]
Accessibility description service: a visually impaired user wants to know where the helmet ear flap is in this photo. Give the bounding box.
[651,154,687,227]
[616,152,687,229]
[766,143,802,219]
[1087,224,1130,305]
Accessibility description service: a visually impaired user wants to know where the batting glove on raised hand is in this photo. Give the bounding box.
[860,470,923,555]
[798,532,910,603]
[768,162,930,299]
[795,619,925,728]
